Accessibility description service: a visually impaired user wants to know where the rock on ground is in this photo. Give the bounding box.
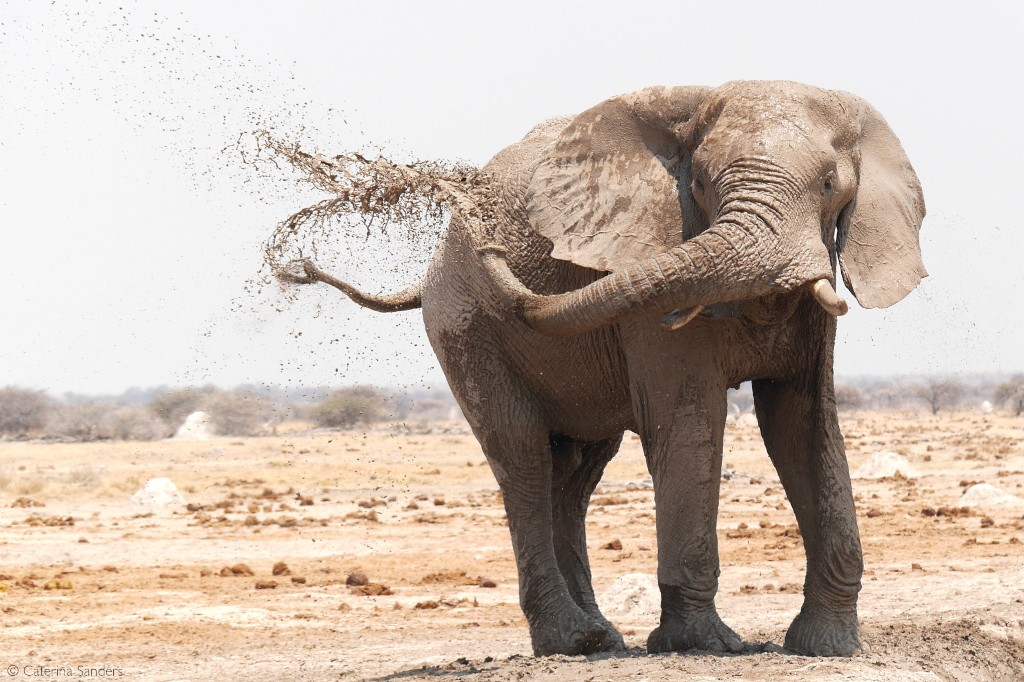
[956,483,1024,510]
[174,410,214,440]
[131,478,185,508]
[598,573,660,621]
[854,451,919,479]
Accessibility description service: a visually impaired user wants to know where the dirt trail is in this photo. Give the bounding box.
[1,411,1022,680]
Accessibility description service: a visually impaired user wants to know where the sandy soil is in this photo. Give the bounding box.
[1,411,1023,681]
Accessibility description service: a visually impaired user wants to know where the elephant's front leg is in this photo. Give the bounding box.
[633,371,742,654]
[753,376,863,657]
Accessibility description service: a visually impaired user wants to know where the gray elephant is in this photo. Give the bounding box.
[293,81,925,658]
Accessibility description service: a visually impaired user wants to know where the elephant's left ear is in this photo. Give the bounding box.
[526,86,711,272]
[837,95,927,308]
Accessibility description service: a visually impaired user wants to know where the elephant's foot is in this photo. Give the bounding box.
[784,606,861,657]
[528,607,613,657]
[647,609,743,654]
[583,611,626,652]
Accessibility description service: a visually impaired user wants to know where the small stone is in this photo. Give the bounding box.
[346,572,368,586]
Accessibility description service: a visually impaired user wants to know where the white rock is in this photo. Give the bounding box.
[131,477,185,508]
[598,573,659,621]
[956,483,1024,510]
[981,400,994,414]
[854,451,919,479]
[174,410,214,440]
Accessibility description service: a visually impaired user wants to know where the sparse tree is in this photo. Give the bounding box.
[0,387,52,436]
[44,403,110,440]
[310,386,390,429]
[96,405,168,440]
[204,390,276,436]
[148,386,217,433]
[994,375,1024,416]
[913,379,965,415]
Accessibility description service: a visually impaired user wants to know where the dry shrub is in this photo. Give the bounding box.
[0,387,53,436]
[44,403,110,441]
[203,390,275,437]
[44,402,167,441]
[147,387,277,437]
[310,392,385,429]
[96,405,167,441]
[835,384,867,412]
[994,375,1024,416]
[64,464,102,488]
[148,387,216,431]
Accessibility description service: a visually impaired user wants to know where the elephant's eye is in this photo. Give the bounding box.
[823,177,833,193]
[822,173,835,195]
[693,177,705,194]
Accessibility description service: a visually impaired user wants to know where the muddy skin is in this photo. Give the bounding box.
[291,81,926,658]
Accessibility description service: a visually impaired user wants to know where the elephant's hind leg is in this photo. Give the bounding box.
[550,435,626,652]
[469,386,608,656]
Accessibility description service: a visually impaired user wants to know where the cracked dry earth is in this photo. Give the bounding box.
[1,411,1023,681]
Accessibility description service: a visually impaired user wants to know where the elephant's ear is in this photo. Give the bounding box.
[837,96,927,308]
[526,86,711,272]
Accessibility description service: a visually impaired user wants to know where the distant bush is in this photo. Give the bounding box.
[913,379,965,415]
[145,387,277,437]
[148,386,217,432]
[44,403,110,440]
[0,387,53,436]
[835,384,867,412]
[310,387,390,429]
[994,375,1024,416]
[407,398,453,421]
[96,405,168,440]
[203,390,276,436]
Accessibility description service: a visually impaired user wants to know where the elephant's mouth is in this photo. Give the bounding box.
[661,278,848,331]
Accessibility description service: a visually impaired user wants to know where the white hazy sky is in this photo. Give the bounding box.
[1,0,1021,395]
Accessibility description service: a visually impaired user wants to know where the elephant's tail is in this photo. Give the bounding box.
[277,258,421,312]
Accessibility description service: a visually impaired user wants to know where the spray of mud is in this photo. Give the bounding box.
[244,131,497,301]
[2,2,501,392]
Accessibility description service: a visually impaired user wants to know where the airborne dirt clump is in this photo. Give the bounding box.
[1,411,1022,679]
[247,131,499,299]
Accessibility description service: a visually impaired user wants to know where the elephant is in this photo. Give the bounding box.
[293,81,926,658]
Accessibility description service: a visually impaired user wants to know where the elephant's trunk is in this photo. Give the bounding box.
[480,200,843,336]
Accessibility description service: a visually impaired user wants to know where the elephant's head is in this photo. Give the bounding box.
[482,81,926,335]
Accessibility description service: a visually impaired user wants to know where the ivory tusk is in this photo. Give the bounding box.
[811,279,849,316]
[661,305,705,331]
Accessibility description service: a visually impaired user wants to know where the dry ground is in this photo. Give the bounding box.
[1,410,1023,681]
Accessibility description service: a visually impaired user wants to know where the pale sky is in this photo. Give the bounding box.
[1,0,1021,394]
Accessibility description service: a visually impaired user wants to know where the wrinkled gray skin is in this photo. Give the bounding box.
[311,81,926,657]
